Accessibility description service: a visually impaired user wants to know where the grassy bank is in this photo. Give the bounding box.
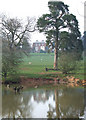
[18,53,85,79]
[3,53,85,83]
[18,53,54,78]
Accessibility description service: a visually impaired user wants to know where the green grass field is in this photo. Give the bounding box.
[18,53,85,80]
[20,53,54,73]
[18,53,55,78]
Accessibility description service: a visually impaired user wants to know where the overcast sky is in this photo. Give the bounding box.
[0,0,85,43]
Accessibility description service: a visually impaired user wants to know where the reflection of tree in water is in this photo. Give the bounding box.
[84,86,86,119]
[2,86,85,119]
[18,93,33,118]
[33,89,53,103]
[2,90,33,118]
[2,88,54,118]
[47,104,54,118]
[59,87,84,118]
[47,86,84,119]
[47,87,60,119]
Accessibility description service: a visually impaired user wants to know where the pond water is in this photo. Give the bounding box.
[2,85,86,119]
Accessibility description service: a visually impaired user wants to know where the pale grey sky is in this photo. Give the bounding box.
[84,1,86,31]
[0,0,85,43]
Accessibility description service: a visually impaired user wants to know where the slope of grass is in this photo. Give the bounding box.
[17,53,85,80]
[19,53,54,74]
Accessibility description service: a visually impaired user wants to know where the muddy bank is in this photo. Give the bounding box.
[2,75,86,88]
[20,76,86,87]
[20,77,55,87]
[19,77,81,87]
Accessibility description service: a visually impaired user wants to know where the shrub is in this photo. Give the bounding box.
[59,52,77,74]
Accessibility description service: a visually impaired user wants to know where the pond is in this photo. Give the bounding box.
[2,84,86,119]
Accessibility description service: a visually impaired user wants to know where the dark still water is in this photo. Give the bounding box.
[2,85,86,119]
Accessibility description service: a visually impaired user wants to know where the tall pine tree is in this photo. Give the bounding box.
[37,1,83,69]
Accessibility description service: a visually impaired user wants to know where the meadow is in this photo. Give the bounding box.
[18,53,55,78]
[18,53,85,80]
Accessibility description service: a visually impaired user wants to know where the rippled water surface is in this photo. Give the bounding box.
[2,85,86,119]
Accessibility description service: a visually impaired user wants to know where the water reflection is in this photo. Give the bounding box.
[2,85,85,119]
[47,87,84,119]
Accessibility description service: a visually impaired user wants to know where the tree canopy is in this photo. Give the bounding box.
[37,1,83,69]
[83,31,86,56]
[1,15,35,79]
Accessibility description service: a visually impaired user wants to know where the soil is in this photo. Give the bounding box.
[20,76,55,87]
[2,74,86,88]
[20,75,86,87]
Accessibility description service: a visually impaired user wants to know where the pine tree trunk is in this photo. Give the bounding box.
[54,28,58,69]
[54,41,58,69]
[55,89,59,118]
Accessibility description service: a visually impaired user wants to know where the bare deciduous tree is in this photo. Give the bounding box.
[1,15,36,49]
[1,15,36,80]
